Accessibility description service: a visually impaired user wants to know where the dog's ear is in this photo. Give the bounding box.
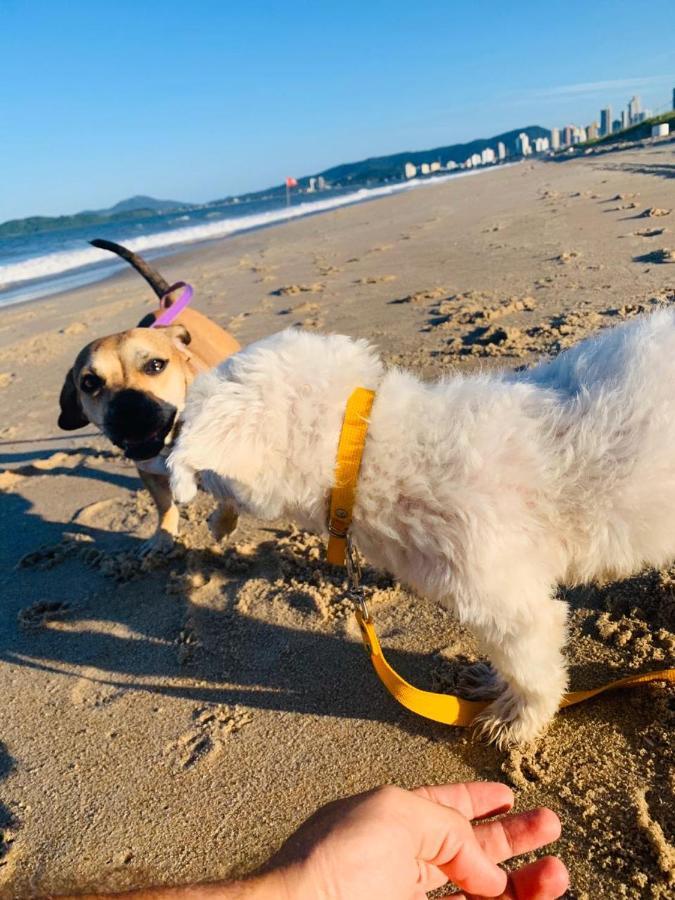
[164,324,192,346]
[58,368,89,430]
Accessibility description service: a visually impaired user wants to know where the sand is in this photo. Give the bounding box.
[1,142,674,899]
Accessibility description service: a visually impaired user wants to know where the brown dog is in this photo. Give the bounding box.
[58,240,240,553]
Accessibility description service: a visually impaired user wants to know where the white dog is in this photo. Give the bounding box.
[169,309,675,746]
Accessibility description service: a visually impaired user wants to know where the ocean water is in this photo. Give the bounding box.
[0,165,512,309]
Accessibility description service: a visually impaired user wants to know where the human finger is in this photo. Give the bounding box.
[455,855,569,899]
[472,807,562,863]
[412,781,514,821]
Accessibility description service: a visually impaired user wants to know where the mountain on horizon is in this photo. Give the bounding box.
[0,195,190,238]
[84,195,190,216]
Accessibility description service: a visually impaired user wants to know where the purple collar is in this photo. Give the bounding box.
[151,282,194,328]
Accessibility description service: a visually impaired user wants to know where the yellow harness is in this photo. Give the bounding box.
[327,388,675,727]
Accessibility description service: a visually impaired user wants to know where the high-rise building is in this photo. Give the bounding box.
[628,95,641,124]
[420,162,430,175]
[404,162,417,179]
[317,175,327,190]
[516,132,531,156]
[497,141,507,159]
[673,87,675,110]
[550,128,560,150]
[587,122,599,141]
[430,161,441,172]
[600,107,612,137]
[621,110,629,130]
[446,160,458,170]
[612,118,621,133]
[562,125,574,146]
[481,147,496,164]
[471,152,482,166]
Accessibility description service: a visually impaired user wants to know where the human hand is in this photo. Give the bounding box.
[269,781,568,900]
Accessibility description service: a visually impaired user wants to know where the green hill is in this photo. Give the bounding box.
[0,196,190,238]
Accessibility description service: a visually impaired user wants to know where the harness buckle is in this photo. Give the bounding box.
[345,534,370,622]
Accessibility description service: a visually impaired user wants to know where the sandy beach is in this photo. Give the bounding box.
[1,143,674,898]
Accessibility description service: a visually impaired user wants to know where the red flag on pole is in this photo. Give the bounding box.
[286,176,298,188]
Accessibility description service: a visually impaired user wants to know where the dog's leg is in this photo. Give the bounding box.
[209,496,239,542]
[467,592,568,749]
[137,468,180,556]
[197,470,240,543]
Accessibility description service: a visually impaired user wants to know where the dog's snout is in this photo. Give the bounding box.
[105,390,164,439]
[104,389,177,460]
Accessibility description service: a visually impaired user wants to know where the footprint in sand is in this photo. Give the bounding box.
[277,301,320,317]
[270,283,325,296]
[639,207,671,219]
[60,321,88,336]
[388,287,450,306]
[18,600,71,630]
[634,248,675,265]
[227,311,253,330]
[555,250,581,265]
[0,372,15,389]
[366,244,394,254]
[166,705,253,771]
[354,275,397,285]
[70,666,126,708]
[606,192,640,203]
[632,228,668,238]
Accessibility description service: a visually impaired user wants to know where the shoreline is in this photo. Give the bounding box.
[0,163,519,311]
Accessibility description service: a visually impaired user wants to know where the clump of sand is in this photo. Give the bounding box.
[640,207,671,218]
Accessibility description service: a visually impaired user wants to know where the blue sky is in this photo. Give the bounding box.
[1,0,673,221]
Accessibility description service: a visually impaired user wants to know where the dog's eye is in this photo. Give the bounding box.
[144,358,167,375]
[80,373,103,394]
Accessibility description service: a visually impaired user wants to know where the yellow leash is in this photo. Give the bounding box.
[327,388,675,727]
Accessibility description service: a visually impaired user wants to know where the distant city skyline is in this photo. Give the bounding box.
[1,1,674,221]
[402,86,674,179]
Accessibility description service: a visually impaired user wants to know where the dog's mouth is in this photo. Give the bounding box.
[120,415,176,460]
[103,390,178,461]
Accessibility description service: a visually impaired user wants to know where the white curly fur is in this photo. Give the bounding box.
[169,312,675,746]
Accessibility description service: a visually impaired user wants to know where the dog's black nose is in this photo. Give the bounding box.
[104,390,177,460]
[105,389,167,441]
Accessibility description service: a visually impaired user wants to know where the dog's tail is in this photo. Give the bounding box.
[90,239,170,299]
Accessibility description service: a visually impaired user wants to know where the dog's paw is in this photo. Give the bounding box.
[169,458,198,504]
[208,499,239,543]
[472,688,556,750]
[138,529,175,558]
[456,662,504,701]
